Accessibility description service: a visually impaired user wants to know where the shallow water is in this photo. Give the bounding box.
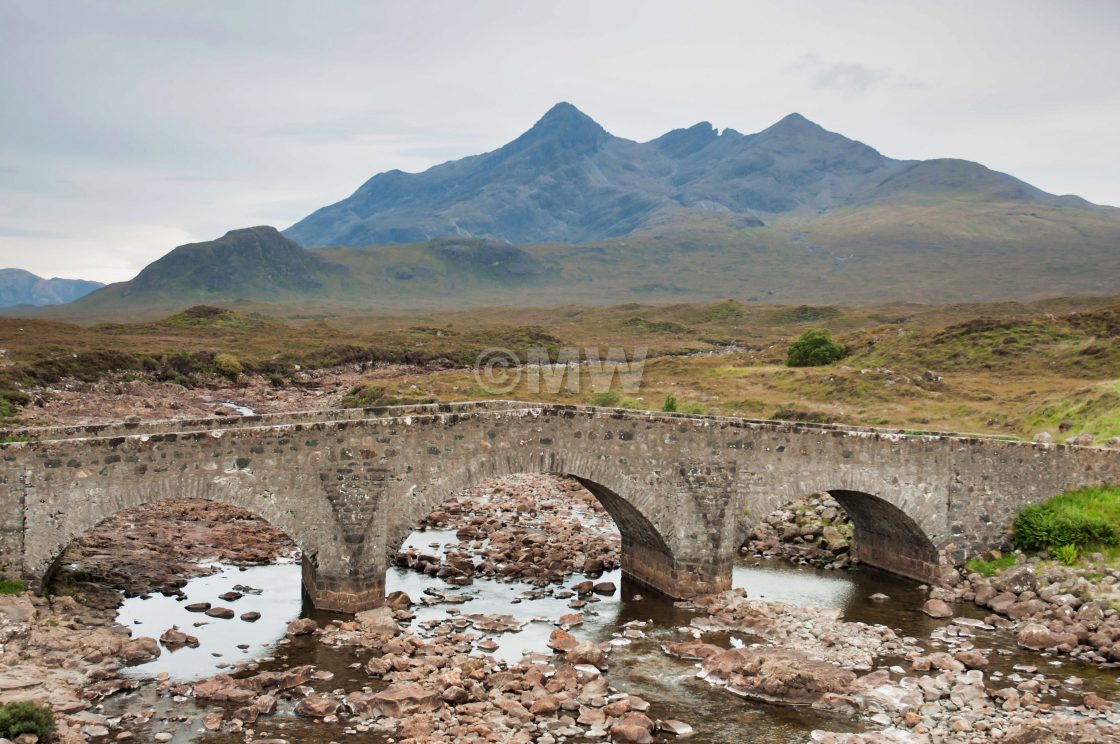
[113,542,1120,742]
[117,561,302,681]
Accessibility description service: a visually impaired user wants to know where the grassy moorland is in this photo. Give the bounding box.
[0,296,1118,441]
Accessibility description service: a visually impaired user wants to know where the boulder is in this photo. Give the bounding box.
[121,636,161,664]
[701,647,856,706]
[294,696,338,718]
[356,606,399,635]
[286,618,318,636]
[548,629,578,652]
[369,683,443,717]
[1017,622,1078,651]
[921,599,953,618]
[993,565,1039,595]
[565,642,608,670]
[385,590,413,610]
[159,628,200,648]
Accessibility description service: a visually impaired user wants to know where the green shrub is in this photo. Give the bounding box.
[1012,486,1120,553]
[213,353,243,380]
[1054,544,1080,566]
[662,395,678,412]
[0,700,55,740]
[786,328,845,367]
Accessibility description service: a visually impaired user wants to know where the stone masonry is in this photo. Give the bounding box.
[1,401,1118,612]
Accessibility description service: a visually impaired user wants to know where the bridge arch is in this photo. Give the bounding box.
[736,477,944,583]
[369,451,728,602]
[21,470,356,611]
[826,489,941,582]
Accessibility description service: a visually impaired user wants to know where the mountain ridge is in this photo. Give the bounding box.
[0,269,103,308]
[284,102,1110,249]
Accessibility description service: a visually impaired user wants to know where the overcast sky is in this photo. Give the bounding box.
[1,0,1117,283]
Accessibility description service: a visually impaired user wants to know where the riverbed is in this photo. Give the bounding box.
[106,527,1120,743]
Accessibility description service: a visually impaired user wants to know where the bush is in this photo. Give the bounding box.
[786,328,845,367]
[213,353,243,380]
[662,395,678,412]
[0,700,55,740]
[1012,486,1120,552]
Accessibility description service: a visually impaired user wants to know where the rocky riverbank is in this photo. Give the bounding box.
[663,589,1120,742]
[398,474,621,587]
[741,492,854,570]
[53,499,296,601]
[938,553,1120,668]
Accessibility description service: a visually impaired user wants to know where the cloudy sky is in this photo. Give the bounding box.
[1,0,1117,283]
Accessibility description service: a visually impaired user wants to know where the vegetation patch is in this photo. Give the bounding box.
[0,701,54,740]
[340,383,435,409]
[1025,383,1120,440]
[1012,486,1120,553]
[0,578,27,595]
[620,317,691,334]
[660,395,705,414]
[163,305,263,331]
[964,554,1016,577]
[587,390,641,409]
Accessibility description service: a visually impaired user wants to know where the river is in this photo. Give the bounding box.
[106,526,1120,743]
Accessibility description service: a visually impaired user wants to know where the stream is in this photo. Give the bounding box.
[104,527,1120,743]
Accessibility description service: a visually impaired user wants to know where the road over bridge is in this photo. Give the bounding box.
[2,401,1118,612]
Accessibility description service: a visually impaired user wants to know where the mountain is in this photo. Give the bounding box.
[284,103,1111,248]
[67,226,352,315]
[13,104,1120,320]
[0,269,103,308]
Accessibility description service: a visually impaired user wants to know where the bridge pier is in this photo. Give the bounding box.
[301,557,385,614]
[621,541,732,598]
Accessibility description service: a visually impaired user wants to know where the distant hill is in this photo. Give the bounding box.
[0,269,103,308]
[13,104,1120,320]
[66,226,352,315]
[284,102,1112,248]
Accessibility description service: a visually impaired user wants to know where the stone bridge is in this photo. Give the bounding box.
[1,401,1118,613]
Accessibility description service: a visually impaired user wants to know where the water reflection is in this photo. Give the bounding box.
[117,562,302,681]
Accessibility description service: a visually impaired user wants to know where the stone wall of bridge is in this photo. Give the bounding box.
[1,402,1117,612]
